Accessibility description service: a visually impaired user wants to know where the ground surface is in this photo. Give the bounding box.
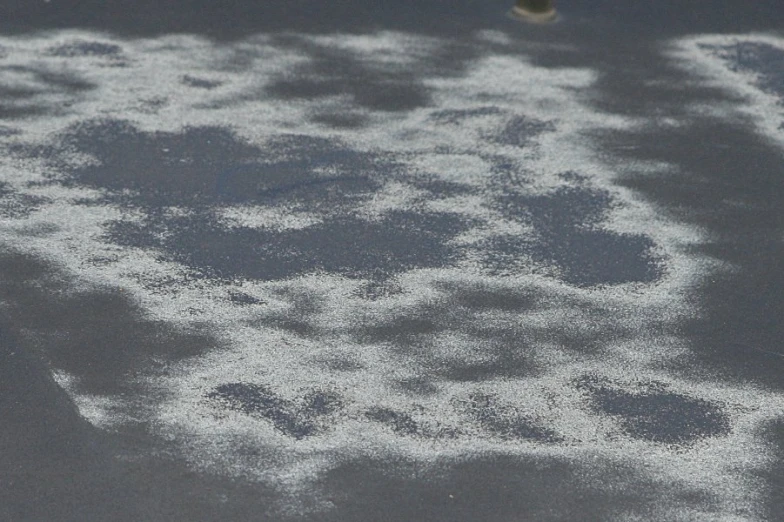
[2,1,784,520]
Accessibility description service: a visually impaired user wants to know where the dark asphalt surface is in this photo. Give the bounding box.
[2,1,784,520]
